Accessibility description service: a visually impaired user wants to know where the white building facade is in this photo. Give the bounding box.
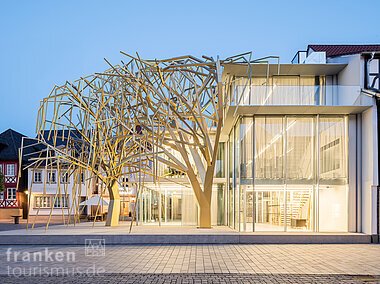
[219,45,379,237]
[27,45,380,240]
[136,45,380,240]
[27,168,89,216]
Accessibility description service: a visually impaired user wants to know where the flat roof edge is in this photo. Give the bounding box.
[223,63,348,77]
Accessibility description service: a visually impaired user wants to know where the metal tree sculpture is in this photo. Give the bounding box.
[22,51,263,229]
[23,70,152,227]
[105,54,224,228]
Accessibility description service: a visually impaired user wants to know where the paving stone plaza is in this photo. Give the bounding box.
[0,244,379,283]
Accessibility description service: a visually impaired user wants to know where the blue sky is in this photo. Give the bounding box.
[1,0,379,136]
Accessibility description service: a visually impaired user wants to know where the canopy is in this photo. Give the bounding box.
[79,196,109,206]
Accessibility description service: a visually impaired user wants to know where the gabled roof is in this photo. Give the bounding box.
[40,129,83,147]
[308,44,380,58]
[0,129,25,161]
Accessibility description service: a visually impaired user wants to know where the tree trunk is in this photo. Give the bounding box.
[198,198,211,228]
[105,181,120,226]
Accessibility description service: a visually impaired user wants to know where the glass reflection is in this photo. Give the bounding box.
[318,116,348,232]
[255,117,284,181]
[286,117,314,182]
[230,115,348,233]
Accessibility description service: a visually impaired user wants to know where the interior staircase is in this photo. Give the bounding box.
[278,191,311,228]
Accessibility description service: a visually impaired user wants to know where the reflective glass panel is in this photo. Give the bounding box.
[286,117,314,182]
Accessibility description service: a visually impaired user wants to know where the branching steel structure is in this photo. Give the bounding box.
[20,51,276,228]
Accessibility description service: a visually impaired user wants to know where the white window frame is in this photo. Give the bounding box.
[34,196,51,208]
[6,164,15,177]
[47,171,56,184]
[34,171,43,183]
[0,164,3,174]
[34,195,68,208]
[6,188,17,200]
[121,177,129,188]
[61,172,69,184]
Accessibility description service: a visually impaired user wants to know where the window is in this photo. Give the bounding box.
[80,173,85,184]
[6,164,15,176]
[0,164,3,174]
[61,172,69,183]
[34,195,68,208]
[321,138,341,173]
[6,188,17,200]
[48,171,56,183]
[0,192,4,200]
[319,116,347,180]
[53,196,68,208]
[34,196,51,208]
[122,177,129,187]
[215,142,225,178]
[34,171,42,183]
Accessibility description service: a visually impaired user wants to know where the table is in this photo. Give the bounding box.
[11,215,22,224]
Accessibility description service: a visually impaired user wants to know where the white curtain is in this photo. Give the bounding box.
[254,117,284,180]
[285,117,314,181]
[234,76,316,105]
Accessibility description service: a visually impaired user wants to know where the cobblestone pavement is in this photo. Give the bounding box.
[2,273,380,283]
[0,244,379,283]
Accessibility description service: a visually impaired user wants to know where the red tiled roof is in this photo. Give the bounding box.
[308,44,380,57]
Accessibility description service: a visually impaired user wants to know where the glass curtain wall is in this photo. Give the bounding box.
[285,117,314,232]
[139,185,198,225]
[139,183,226,227]
[240,117,254,231]
[234,123,240,230]
[228,135,234,227]
[254,117,285,231]
[318,116,348,232]
[228,115,348,232]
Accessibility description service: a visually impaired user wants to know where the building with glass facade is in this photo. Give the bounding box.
[132,45,380,238]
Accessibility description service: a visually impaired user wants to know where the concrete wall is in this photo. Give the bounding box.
[361,104,378,234]
[348,115,357,232]
[332,54,378,235]
[328,54,364,87]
